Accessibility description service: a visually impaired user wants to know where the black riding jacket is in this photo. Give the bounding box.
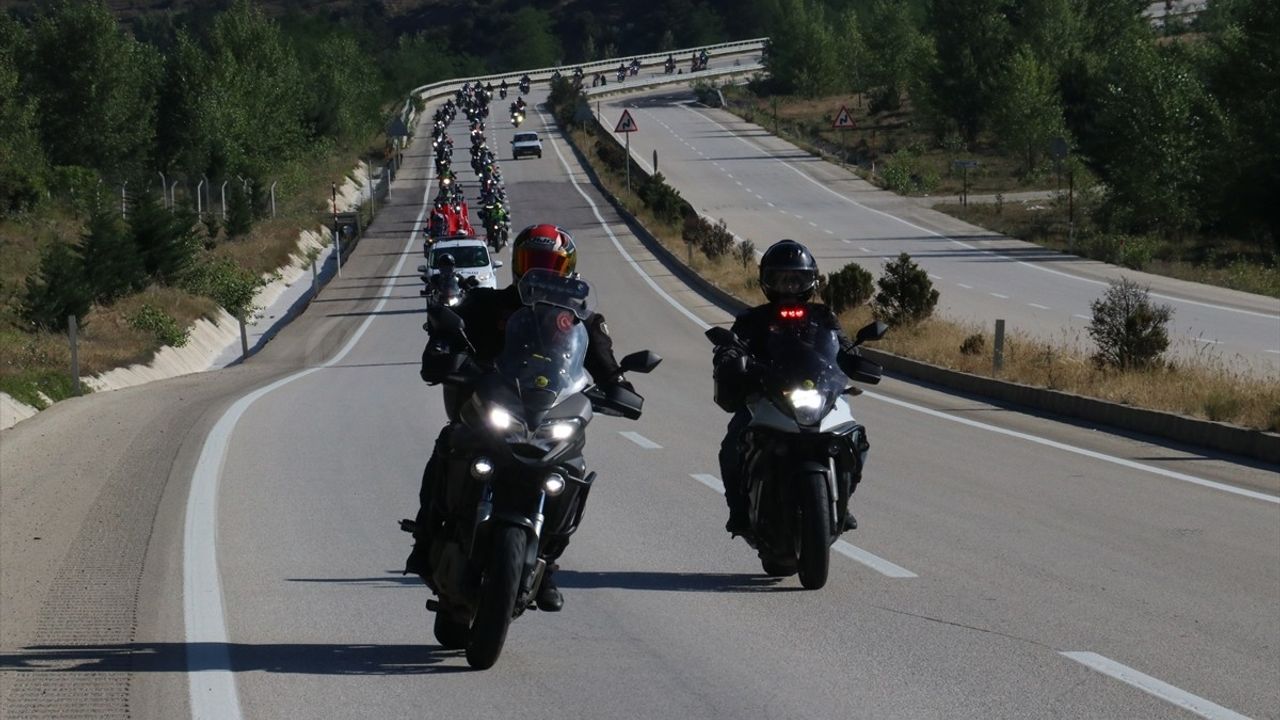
[421,284,624,385]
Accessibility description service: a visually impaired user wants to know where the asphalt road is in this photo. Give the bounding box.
[599,89,1280,376]
[2,88,1277,720]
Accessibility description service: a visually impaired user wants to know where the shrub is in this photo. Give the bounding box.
[736,239,756,269]
[1084,233,1154,270]
[873,252,939,326]
[21,240,91,332]
[1087,277,1172,369]
[594,139,627,173]
[821,262,874,314]
[226,182,254,238]
[181,256,262,319]
[960,333,986,355]
[128,304,189,347]
[79,202,146,303]
[879,148,939,194]
[638,172,688,226]
[129,192,200,283]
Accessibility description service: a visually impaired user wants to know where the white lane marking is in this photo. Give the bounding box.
[1073,314,1091,320]
[860,247,872,253]
[743,187,752,194]
[1029,303,1050,310]
[929,274,942,280]
[689,475,916,578]
[766,201,775,207]
[753,193,763,199]
[990,292,1009,299]
[726,173,734,179]
[185,150,435,720]
[865,391,1280,504]
[682,106,1280,322]
[1060,652,1251,720]
[620,431,662,449]
[808,221,818,228]
[536,105,710,331]
[1267,349,1280,355]
[833,541,918,578]
[958,283,974,290]
[735,180,743,186]
[841,239,854,245]
[1194,338,1222,345]
[824,229,835,235]
[690,473,723,492]
[573,107,1278,508]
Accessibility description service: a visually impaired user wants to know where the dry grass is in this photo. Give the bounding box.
[563,127,1280,432]
[721,87,1056,196]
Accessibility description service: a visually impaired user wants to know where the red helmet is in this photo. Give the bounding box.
[511,223,576,280]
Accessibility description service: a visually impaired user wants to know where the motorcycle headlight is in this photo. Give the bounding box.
[488,406,514,430]
[788,388,822,410]
[475,273,491,282]
[446,296,461,306]
[537,418,582,441]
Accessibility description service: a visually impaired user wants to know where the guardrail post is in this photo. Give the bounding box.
[311,257,318,295]
[993,319,1006,375]
[239,314,249,359]
[68,315,80,396]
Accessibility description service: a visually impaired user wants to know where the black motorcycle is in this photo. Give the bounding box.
[418,266,470,309]
[408,270,660,668]
[706,317,886,589]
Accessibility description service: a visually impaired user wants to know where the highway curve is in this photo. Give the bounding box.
[1,87,1277,720]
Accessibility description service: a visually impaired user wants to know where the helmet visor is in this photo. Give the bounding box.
[514,248,573,277]
[762,267,817,296]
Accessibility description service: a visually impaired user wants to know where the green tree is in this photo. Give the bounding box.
[1088,38,1222,235]
[287,22,378,142]
[860,0,931,112]
[762,0,839,96]
[22,240,90,332]
[129,191,199,282]
[225,183,254,238]
[22,1,160,179]
[873,253,939,326]
[991,45,1065,173]
[923,0,1015,141]
[1088,278,1172,369]
[79,202,146,303]
[500,8,563,71]
[834,9,871,95]
[0,19,46,215]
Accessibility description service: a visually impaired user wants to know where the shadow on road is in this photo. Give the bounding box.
[0,642,469,675]
[286,573,421,587]
[555,570,798,593]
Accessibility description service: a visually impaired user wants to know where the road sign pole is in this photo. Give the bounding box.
[625,131,631,194]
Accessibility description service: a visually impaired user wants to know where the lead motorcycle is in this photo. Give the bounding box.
[706,315,886,589]
[404,269,660,669]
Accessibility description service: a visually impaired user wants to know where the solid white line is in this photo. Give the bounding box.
[1060,652,1251,720]
[185,149,435,720]
[1029,303,1050,310]
[535,105,710,331]
[690,473,724,493]
[833,540,919,578]
[619,430,662,449]
[864,391,1280,504]
[990,292,1009,299]
[681,106,1279,322]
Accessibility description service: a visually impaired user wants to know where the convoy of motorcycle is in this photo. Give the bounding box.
[403,48,885,669]
[408,270,661,668]
[705,316,887,589]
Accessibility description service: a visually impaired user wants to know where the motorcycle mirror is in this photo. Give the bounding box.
[619,350,662,374]
[493,261,504,269]
[705,326,738,347]
[417,264,428,274]
[855,321,889,345]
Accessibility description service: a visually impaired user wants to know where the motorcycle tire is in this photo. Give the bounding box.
[796,470,832,590]
[433,612,469,650]
[466,525,526,669]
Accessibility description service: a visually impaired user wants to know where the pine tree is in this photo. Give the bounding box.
[79,202,145,302]
[129,191,198,282]
[22,240,91,332]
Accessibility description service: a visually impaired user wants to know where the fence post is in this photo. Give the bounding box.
[384,168,391,202]
[221,181,228,220]
[311,257,319,295]
[270,181,278,218]
[239,314,249,359]
[68,315,80,396]
[993,319,1006,375]
[121,181,128,219]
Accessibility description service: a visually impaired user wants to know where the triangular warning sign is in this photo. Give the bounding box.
[614,109,638,133]
[832,105,856,129]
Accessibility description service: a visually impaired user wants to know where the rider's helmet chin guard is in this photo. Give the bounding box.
[511,224,577,282]
[759,238,820,304]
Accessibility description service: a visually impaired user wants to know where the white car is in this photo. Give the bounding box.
[423,237,503,289]
[511,131,543,159]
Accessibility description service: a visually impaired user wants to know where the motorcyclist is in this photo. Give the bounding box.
[405,224,636,611]
[713,239,864,536]
[423,252,473,306]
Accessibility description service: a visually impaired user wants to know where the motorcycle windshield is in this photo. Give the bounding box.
[762,324,848,427]
[496,270,594,413]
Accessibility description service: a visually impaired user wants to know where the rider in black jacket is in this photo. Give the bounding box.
[407,224,632,611]
[714,239,865,536]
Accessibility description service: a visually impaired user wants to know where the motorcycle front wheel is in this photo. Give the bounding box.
[797,470,832,589]
[466,525,526,669]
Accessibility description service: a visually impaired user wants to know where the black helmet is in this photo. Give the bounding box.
[437,252,456,269]
[759,239,819,303]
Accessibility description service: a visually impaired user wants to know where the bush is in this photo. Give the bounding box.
[736,239,756,269]
[21,240,91,332]
[960,333,986,355]
[181,256,262,319]
[821,262,874,314]
[128,304,190,347]
[225,182,254,238]
[638,172,688,226]
[1087,278,1172,369]
[594,139,627,173]
[873,252,939,326]
[1083,233,1154,270]
[879,148,939,195]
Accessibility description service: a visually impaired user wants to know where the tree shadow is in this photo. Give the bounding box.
[0,642,470,675]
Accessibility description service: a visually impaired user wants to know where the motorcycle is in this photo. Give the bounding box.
[705,315,887,589]
[519,76,531,94]
[485,218,509,252]
[510,110,525,127]
[405,269,660,669]
[418,266,470,308]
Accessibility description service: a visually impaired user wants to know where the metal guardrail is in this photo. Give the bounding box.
[397,38,768,130]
